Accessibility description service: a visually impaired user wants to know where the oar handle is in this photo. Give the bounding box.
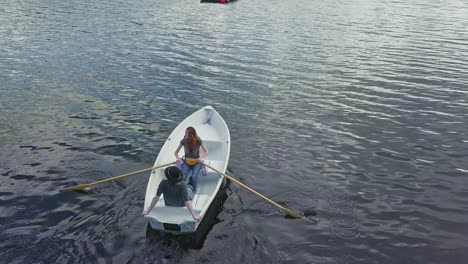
[64,161,175,191]
[203,163,304,219]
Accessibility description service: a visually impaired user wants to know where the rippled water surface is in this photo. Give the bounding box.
[1,0,468,263]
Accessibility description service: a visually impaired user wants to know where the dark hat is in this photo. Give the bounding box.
[164,166,182,181]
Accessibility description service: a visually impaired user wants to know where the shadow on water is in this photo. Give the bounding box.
[145,178,231,251]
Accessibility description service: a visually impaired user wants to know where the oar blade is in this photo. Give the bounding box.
[282,208,304,219]
[63,184,90,191]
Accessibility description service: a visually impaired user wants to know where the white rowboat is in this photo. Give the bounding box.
[143,106,230,234]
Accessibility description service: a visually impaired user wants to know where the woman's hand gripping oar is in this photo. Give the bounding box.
[63,162,175,191]
[203,163,318,223]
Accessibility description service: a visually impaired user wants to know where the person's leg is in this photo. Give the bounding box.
[180,162,191,182]
[190,162,203,193]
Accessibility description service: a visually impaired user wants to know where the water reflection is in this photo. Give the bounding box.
[2,0,468,263]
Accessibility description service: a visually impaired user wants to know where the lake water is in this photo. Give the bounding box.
[1,0,468,263]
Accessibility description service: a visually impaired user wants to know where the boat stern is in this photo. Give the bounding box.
[146,216,198,234]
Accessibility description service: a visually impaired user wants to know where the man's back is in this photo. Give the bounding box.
[143,166,201,222]
[157,180,190,206]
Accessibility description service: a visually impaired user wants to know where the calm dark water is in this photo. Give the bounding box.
[1,0,468,263]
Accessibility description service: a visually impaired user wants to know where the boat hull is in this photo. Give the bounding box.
[144,106,230,234]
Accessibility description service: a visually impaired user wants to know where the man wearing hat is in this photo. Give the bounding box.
[142,166,202,222]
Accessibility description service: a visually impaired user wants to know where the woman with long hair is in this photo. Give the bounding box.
[174,127,208,193]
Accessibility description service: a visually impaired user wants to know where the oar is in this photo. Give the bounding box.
[203,163,317,222]
[63,162,175,191]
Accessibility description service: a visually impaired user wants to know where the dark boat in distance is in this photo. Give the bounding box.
[200,0,238,4]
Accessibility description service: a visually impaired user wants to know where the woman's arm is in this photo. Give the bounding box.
[174,143,183,162]
[199,144,208,160]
